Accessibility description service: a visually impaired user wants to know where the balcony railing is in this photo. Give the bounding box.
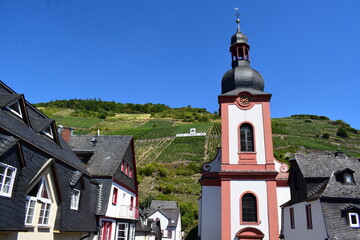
[118,205,139,220]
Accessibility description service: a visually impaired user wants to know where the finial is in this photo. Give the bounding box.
[234,8,241,32]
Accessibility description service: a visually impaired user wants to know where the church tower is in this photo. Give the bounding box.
[198,14,289,240]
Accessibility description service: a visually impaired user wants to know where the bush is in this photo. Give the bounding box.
[322,133,330,139]
[336,127,348,138]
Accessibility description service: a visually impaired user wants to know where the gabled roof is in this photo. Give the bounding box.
[144,200,180,228]
[68,135,133,176]
[292,152,360,178]
[293,152,360,200]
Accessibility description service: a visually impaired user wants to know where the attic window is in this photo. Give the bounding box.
[349,213,360,228]
[42,126,54,139]
[6,101,22,118]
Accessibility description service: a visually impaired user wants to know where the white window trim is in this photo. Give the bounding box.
[0,162,17,197]
[25,196,37,225]
[349,213,360,228]
[43,126,54,139]
[71,189,81,210]
[38,200,51,226]
[116,222,128,240]
[129,223,135,240]
[6,101,23,118]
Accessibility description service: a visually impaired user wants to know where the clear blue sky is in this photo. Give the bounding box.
[1,0,359,129]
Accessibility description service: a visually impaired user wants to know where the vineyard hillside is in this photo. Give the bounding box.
[37,105,360,239]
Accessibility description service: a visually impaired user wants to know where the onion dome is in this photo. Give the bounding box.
[221,16,265,95]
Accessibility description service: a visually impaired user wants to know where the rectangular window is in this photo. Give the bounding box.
[112,187,118,205]
[305,204,313,229]
[125,164,129,176]
[116,222,128,240]
[130,196,134,210]
[25,196,36,225]
[129,167,133,179]
[129,223,135,240]
[290,207,295,229]
[38,202,51,226]
[349,213,360,228]
[121,160,125,172]
[71,189,81,210]
[167,229,173,238]
[0,162,17,197]
[100,221,113,240]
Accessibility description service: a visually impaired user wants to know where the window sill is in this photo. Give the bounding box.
[24,225,35,229]
[38,225,51,229]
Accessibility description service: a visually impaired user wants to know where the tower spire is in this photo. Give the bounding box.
[234,8,241,32]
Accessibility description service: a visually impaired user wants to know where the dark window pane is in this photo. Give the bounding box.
[242,193,257,222]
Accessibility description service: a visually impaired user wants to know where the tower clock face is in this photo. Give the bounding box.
[238,95,251,106]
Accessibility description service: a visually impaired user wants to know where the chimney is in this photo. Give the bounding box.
[60,127,74,143]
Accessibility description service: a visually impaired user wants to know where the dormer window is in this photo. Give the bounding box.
[42,126,54,139]
[6,101,22,118]
[349,213,360,228]
[335,169,355,185]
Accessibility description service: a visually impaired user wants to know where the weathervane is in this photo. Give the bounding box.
[234,8,241,32]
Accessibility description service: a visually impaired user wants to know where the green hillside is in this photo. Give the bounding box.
[35,103,360,239]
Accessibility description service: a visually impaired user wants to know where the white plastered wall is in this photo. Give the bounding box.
[230,180,269,240]
[276,186,290,232]
[199,186,221,240]
[282,199,327,240]
[228,104,265,164]
[105,182,136,218]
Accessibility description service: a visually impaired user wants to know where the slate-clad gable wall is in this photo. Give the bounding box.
[113,143,137,192]
[289,162,307,203]
[0,140,52,231]
[54,161,97,232]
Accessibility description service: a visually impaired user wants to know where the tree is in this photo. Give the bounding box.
[336,127,348,138]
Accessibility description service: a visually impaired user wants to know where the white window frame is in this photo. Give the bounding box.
[42,126,54,139]
[349,213,360,228]
[129,223,135,240]
[38,200,51,226]
[71,189,81,210]
[0,162,17,197]
[25,196,37,225]
[116,222,128,240]
[6,101,23,118]
[37,177,52,226]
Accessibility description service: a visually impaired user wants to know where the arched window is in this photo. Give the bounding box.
[242,193,257,222]
[240,123,254,152]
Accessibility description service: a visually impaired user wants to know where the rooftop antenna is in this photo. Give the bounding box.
[234,8,241,32]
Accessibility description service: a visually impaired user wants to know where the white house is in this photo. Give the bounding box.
[281,152,360,240]
[144,201,181,240]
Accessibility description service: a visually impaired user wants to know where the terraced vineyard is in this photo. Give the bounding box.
[38,106,360,239]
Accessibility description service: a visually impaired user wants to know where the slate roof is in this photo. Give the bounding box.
[0,89,86,173]
[145,200,180,228]
[0,94,23,107]
[321,202,360,240]
[0,132,18,156]
[292,152,360,199]
[289,152,360,239]
[68,135,133,176]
